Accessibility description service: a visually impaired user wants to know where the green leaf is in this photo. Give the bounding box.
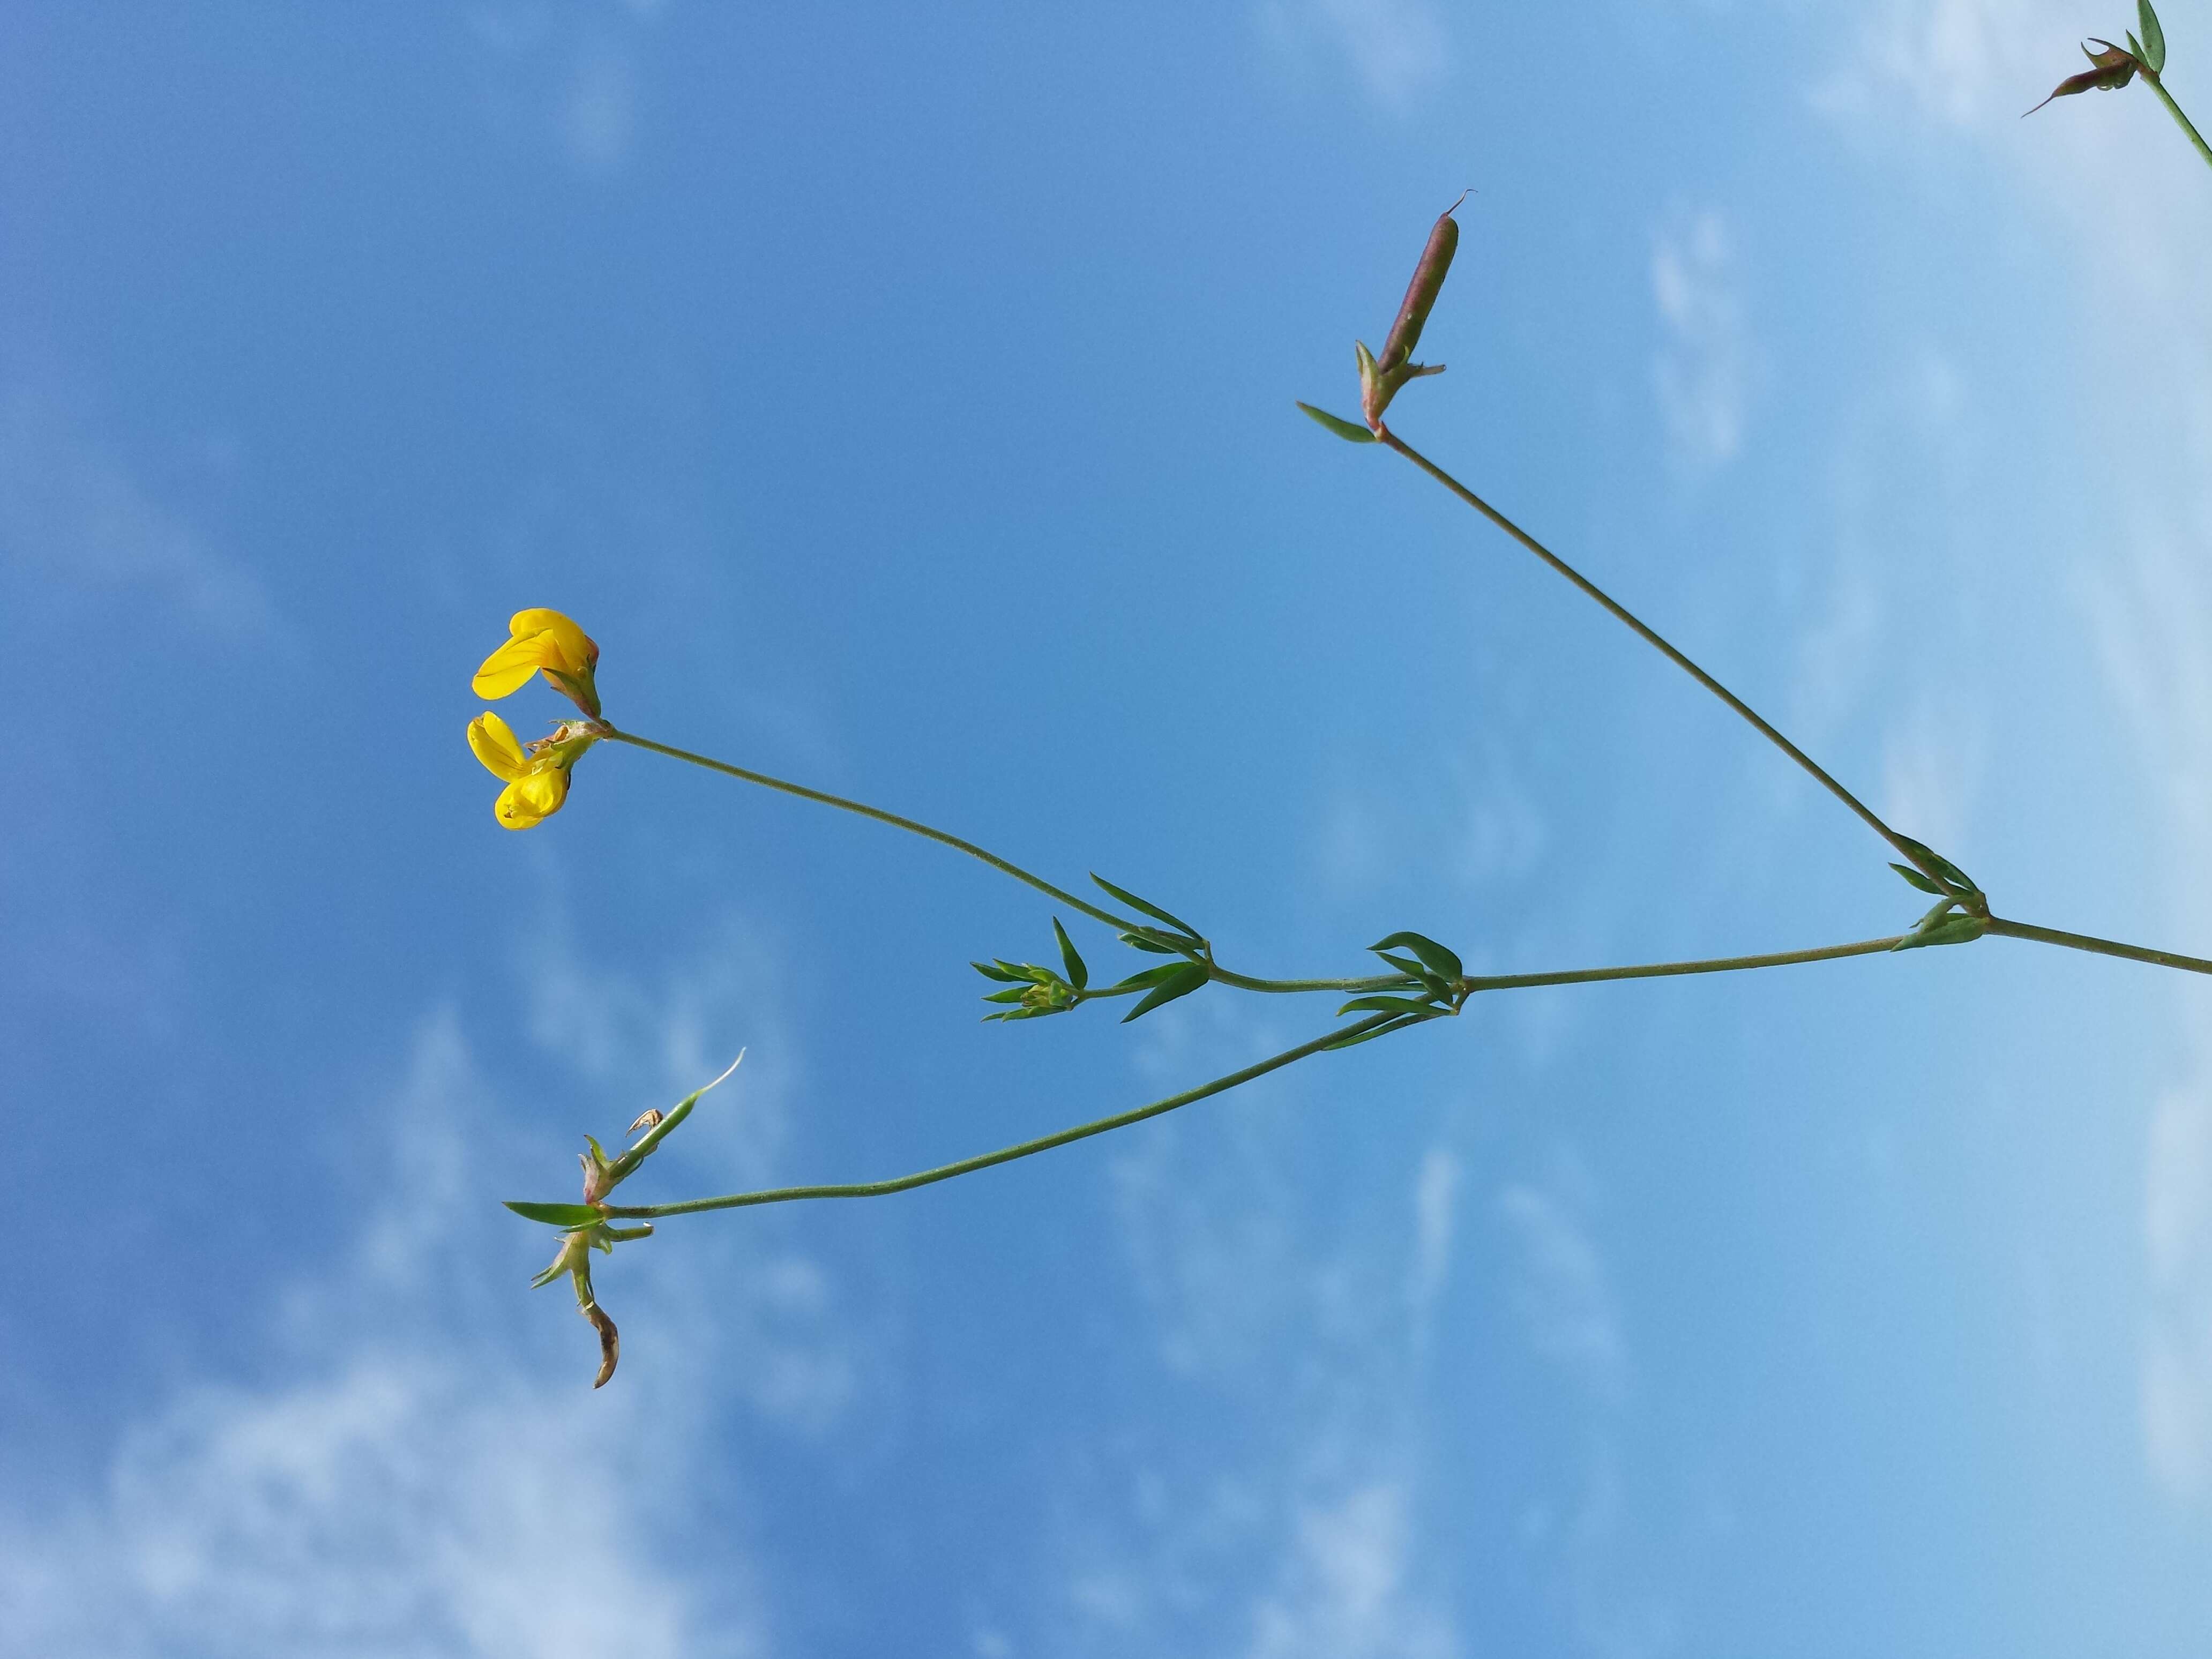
[1120,961,1208,1022]
[1296,401,1377,443]
[1322,1013,1425,1050]
[505,1200,605,1229]
[2141,0,2168,72]
[1111,961,1198,990]
[1369,930,1464,982]
[1893,836,1980,898]
[1888,862,1944,895]
[972,959,1025,982]
[1052,917,1088,990]
[1119,930,1179,954]
[1091,875,1204,942]
[1335,995,1445,1018]
[982,985,1033,1004]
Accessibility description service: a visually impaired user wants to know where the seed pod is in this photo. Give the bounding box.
[584,1300,620,1388]
[1378,198,1463,373]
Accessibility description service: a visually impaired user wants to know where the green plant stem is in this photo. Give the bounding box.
[605,727,1394,995]
[2148,72,2212,171]
[1984,915,2212,976]
[602,1011,1403,1218]
[594,928,1970,1222]
[1376,430,1949,891]
[595,924,2007,1218]
[1464,933,1905,991]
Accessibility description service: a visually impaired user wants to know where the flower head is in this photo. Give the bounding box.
[468,709,601,830]
[473,608,602,718]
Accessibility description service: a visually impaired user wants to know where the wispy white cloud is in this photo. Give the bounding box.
[1408,1146,1461,1324]
[2089,513,2212,1497]
[1651,207,1758,472]
[1879,696,1983,854]
[1498,1152,1626,1406]
[1809,0,2053,129]
[1253,0,1452,110]
[469,1,666,177]
[1246,1483,1456,1659]
[1788,350,1976,776]
[1892,1,2212,1496]
[1496,1151,1683,1655]
[1451,744,1547,891]
[1037,1015,1466,1655]
[4,949,855,1651]
[0,1015,779,1657]
[0,385,276,637]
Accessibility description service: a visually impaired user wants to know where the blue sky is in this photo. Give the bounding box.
[8,1,2212,1653]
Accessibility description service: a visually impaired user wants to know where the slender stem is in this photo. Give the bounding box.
[603,1011,1404,1217]
[1376,430,1946,888]
[607,727,1400,996]
[1210,967,1402,993]
[2148,73,2212,172]
[606,726,1135,930]
[1985,915,2212,976]
[1464,933,1905,991]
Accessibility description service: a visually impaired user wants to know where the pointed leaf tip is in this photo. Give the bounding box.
[1296,401,1377,443]
[1052,917,1088,991]
[1119,961,1208,1022]
[506,1200,606,1228]
[2140,0,2167,72]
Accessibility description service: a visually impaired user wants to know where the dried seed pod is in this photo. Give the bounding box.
[1378,195,1466,373]
[585,1301,620,1388]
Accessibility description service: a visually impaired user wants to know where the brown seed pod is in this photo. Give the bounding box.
[584,1301,620,1388]
[1378,193,1466,373]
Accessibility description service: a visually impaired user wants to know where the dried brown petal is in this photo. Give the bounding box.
[2026,40,2139,114]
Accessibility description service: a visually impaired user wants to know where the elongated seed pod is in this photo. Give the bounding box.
[1378,202,1462,372]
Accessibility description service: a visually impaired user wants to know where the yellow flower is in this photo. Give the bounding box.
[473,608,602,718]
[468,710,598,830]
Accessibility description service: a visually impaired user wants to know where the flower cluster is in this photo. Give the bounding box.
[467,608,606,829]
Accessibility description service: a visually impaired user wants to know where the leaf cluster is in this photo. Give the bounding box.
[1326,930,1466,1049]
[975,876,1216,1025]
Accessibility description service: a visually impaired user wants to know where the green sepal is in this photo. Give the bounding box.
[1889,862,1944,895]
[1120,961,1208,1022]
[2141,0,2167,72]
[1369,931,1464,982]
[1090,875,1204,943]
[1335,995,1445,1018]
[1891,915,1988,952]
[1296,401,1378,444]
[505,1200,606,1229]
[1052,917,1089,990]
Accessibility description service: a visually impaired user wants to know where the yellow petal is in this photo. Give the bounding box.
[468,711,530,780]
[472,632,561,700]
[495,766,570,829]
[508,608,598,675]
